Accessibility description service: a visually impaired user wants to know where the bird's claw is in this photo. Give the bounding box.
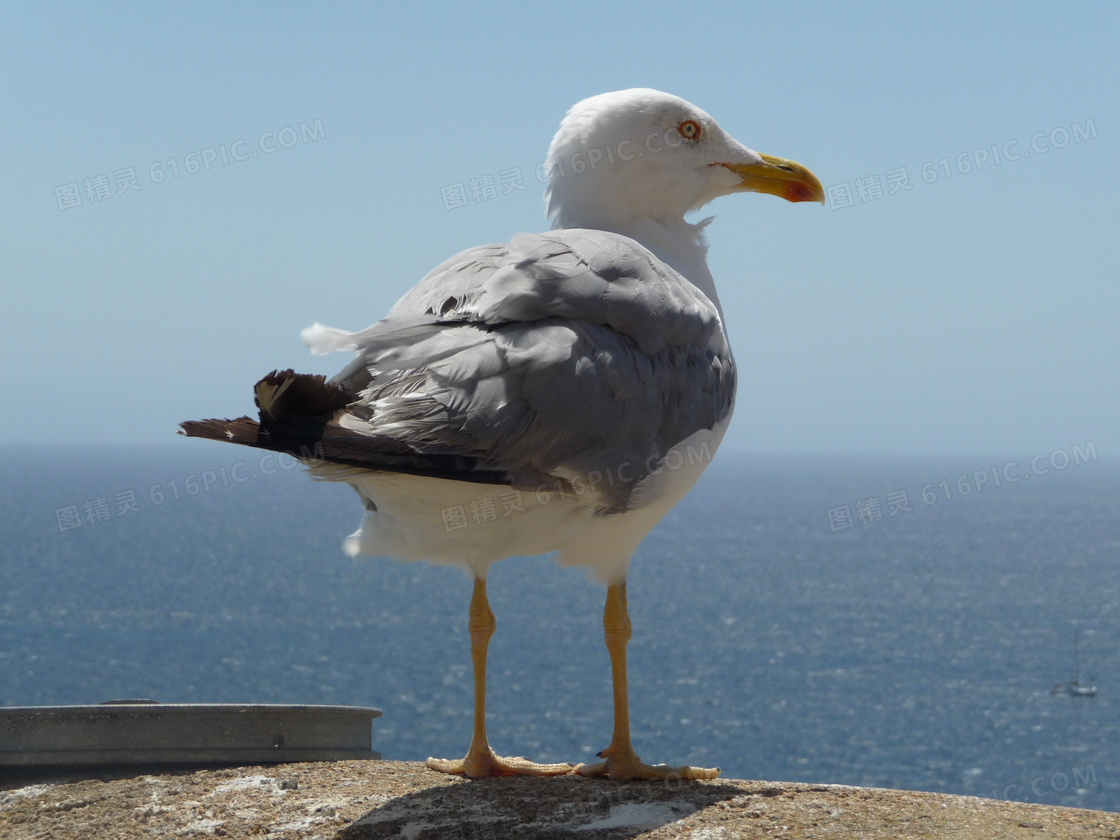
[427,748,574,778]
[575,746,719,781]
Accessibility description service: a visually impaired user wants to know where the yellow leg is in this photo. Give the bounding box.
[576,581,720,781]
[426,577,574,778]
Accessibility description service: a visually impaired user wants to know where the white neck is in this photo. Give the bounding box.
[551,214,725,325]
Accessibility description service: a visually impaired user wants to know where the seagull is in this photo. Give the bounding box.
[181,88,823,780]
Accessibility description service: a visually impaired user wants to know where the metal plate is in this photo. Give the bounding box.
[0,703,382,766]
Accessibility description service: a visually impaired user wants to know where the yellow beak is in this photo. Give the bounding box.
[720,154,825,204]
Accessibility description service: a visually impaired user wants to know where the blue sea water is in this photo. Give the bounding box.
[1,445,1116,811]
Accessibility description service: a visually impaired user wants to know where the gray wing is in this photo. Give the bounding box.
[304,229,736,511]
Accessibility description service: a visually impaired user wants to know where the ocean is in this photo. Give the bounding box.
[1,444,1116,811]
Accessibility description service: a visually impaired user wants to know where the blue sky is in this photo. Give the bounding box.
[3,2,1117,457]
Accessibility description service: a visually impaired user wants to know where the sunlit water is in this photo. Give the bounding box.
[2,446,1116,811]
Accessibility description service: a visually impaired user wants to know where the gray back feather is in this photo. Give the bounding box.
[329,229,735,511]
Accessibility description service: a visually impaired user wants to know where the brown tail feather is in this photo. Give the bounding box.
[179,416,263,446]
[179,369,513,486]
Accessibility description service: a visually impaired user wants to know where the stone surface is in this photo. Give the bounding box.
[2,760,1119,839]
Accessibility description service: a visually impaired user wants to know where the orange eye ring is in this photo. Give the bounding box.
[678,119,702,141]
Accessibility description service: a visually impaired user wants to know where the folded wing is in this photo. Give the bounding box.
[182,230,736,512]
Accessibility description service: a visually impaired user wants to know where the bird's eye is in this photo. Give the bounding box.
[678,120,702,141]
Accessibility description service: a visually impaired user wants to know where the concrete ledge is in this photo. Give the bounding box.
[2,760,1118,839]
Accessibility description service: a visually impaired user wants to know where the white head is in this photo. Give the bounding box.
[545,88,823,235]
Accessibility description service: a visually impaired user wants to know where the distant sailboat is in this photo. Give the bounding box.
[1052,631,1097,698]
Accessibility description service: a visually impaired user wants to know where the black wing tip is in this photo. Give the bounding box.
[180,369,351,446]
[254,369,352,422]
